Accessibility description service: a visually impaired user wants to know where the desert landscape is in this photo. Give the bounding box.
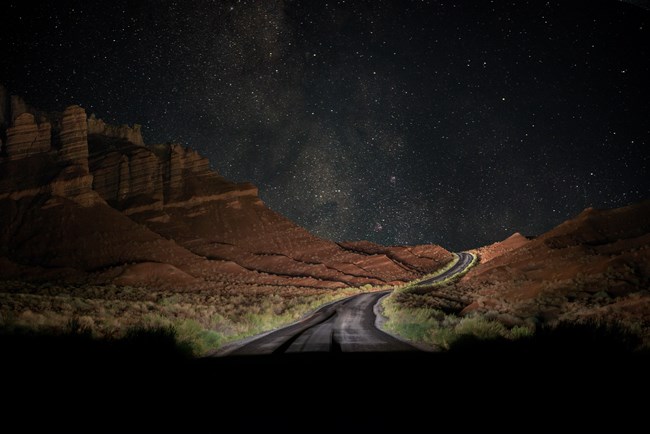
[0,87,456,355]
[1,1,649,433]
[5,89,647,358]
[383,201,650,352]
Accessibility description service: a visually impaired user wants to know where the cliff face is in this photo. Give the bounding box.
[0,99,98,207]
[5,112,51,160]
[0,88,453,289]
[87,114,144,146]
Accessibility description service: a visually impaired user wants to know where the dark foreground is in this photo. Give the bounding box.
[2,333,648,434]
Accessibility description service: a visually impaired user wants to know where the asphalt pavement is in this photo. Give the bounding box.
[224,252,476,355]
[226,291,416,355]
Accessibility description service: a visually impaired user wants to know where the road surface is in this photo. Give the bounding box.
[225,291,414,354]
[223,252,475,355]
[415,251,475,287]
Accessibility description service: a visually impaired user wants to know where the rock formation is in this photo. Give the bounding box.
[87,114,144,146]
[0,86,453,289]
[91,145,164,212]
[339,240,453,273]
[58,105,89,168]
[1,104,95,206]
[4,112,51,160]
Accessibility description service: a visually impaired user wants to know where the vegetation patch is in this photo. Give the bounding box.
[382,293,531,349]
[0,282,367,356]
[381,289,644,353]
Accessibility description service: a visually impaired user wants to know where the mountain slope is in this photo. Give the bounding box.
[457,201,650,329]
[0,86,452,289]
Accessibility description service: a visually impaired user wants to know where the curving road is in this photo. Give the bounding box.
[224,291,414,354]
[415,252,475,287]
[222,252,475,355]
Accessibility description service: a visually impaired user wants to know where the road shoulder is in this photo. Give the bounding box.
[373,293,438,352]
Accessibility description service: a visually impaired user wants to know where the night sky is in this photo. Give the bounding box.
[2,0,649,251]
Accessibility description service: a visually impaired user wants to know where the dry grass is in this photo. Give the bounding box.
[381,291,533,350]
[0,281,365,356]
[381,279,648,352]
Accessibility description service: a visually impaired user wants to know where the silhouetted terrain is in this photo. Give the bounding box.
[2,332,647,433]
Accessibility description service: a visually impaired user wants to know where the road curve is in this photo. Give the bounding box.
[222,253,475,355]
[415,252,475,287]
[225,291,416,355]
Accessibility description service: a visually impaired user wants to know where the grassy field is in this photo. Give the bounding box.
[0,281,366,356]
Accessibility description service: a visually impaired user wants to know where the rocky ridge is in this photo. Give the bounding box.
[0,85,453,289]
[469,232,530,263]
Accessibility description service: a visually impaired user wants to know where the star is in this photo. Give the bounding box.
[1,0,647,250]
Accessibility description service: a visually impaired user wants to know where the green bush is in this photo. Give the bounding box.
[454,317,508,340]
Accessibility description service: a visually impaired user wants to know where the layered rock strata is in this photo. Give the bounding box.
[0,88,453,289]
[88,114,144,146]
[5,112,51,160]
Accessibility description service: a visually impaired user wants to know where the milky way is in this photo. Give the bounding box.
[2,0,649,250]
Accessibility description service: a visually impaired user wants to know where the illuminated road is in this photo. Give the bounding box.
[415,252,475,287]
[224,291,415,354]
[222,252,475,355]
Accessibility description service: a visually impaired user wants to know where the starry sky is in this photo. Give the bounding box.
[1,0,649,251]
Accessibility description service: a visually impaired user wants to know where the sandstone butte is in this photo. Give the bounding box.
[0,85,453,290]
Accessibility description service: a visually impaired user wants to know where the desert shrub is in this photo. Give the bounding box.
[67,316,94,336]
[120,325,193,358]
[0,281,366,357]
[454,316,508,340]
[509,325,534,339]
[174,320,222,356]
[382,293,563,351]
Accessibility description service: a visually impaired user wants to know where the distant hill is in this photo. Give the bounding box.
[460,201,650,331]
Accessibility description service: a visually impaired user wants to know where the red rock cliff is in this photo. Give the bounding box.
[0,88,453,289]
